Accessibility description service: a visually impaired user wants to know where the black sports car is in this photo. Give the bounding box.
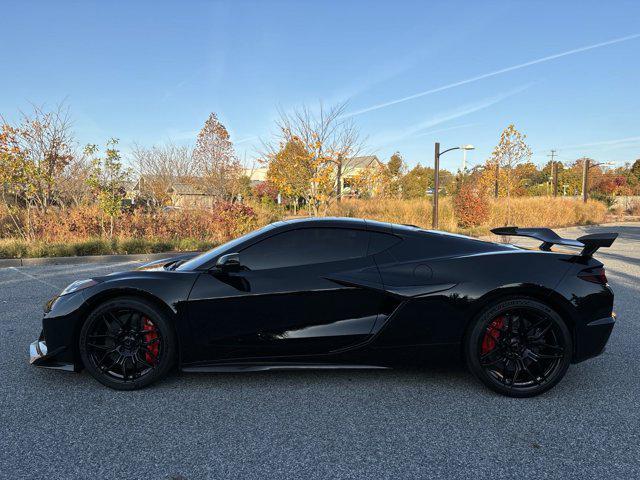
[30,218,618,397]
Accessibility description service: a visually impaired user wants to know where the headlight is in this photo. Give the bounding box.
[59,279,99,296]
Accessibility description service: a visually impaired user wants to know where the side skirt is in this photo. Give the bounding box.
[182,363,391,373]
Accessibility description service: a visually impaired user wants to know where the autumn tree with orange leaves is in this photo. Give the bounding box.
[488,124,532,224]
[192,113,241,200]
[263,102,365,215]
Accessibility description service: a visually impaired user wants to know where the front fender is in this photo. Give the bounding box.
[37,270,200,371]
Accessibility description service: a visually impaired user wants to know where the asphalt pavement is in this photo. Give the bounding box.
[1,223,638,479]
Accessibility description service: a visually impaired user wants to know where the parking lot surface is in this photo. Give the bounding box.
[1,223,638,479]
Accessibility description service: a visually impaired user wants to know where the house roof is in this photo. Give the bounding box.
[121,180,137,191]
[167,182,204,195]
[242,167,268,182]
[346,155,381,169]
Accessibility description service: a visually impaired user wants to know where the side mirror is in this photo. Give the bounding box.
[216,252,242,272]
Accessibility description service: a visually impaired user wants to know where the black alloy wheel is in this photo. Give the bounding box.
[465,297,572,397]
[79,297,176,390]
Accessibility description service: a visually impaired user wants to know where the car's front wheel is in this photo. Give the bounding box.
[79,297,176,390]
[465,297,572,397]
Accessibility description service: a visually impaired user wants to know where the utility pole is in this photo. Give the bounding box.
[582,158,590,203]
[494,162,499,198]
[433,142,440,229]
[548,150,558,196]
[335,156,343,203]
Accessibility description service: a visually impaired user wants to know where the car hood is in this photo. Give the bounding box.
[135,252,202,271]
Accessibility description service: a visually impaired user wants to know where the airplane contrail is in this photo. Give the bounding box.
[371,84,530,147]
[558,136,640,150]
[343,33,640,118]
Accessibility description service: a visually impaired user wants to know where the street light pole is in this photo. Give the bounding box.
[433,142,440,229]
[432,143,474,229]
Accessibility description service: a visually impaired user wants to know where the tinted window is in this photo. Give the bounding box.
[368,231,401,255]
[240,228,368,270]
[176,222,280,271]
[387,232,500,261]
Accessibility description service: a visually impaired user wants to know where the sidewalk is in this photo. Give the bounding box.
[0,251,183,268]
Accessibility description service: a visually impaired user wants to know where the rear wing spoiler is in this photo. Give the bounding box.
[490,227,618,257]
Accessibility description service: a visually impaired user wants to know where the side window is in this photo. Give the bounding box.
[240,228,369,270]
[368,231,401,255]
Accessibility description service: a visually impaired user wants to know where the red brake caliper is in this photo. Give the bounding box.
[481,316,504,355]
[142,318,159,364]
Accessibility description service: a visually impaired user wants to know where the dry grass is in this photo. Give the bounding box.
[327,198,456,231]
[0,237,216,259]
[328,197,607,235]
[487,197,606,229]
[0,197,608,258]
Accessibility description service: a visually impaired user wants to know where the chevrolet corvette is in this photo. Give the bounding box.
[29,218,618,397]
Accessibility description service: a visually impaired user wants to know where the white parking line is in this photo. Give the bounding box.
[8,267,61,290]
[17,260,140,279]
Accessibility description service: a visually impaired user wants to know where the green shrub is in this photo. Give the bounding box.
[118,238,148,254]
[0,239,28,258]
[149,239,174,253]
[73,238,112,256]
[28,242,76,258]
[176,238,215,252]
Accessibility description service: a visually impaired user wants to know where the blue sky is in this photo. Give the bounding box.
[1,0,639,171]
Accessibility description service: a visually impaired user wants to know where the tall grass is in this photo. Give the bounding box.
[0,237,217,259]
[328,197,606,235]
[0,197,607,258]
[488,197,606,229]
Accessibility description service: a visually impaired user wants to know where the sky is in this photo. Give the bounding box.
[1,0,639,172]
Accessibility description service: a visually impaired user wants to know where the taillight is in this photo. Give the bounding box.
[578,267,608,285]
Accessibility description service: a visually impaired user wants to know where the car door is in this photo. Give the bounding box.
[186,226,387,363]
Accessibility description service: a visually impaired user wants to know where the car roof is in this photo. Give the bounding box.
[279,216,421,235]
[280,217,366,228]
[276,217,510,252]
[278,216,456,237]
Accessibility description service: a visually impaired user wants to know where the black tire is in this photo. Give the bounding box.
[464,296,572,398]
[79,297,176,390]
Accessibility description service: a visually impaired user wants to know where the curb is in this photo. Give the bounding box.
[0,252,184,269]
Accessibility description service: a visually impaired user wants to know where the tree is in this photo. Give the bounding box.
[86,139,130,238]
[388,152,404,177]
[15,102,75,211]
[0,124,35,239]
[453,183,490,228]
[386,152,405,198]
[56,154,94,207]
[252,180,279,204]
[631,159,640,180]
[264,102,365,214]
[400,165,434,199]
[132,142,196,206]
[266,137,318,214]
[0,102,76,239]
[192,113,241,200]
[347,161,388,199]
[490,124,532,224]
[400,164,455,199]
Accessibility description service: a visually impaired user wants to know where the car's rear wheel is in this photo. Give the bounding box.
[465,297,572,397]
[79,297,176,390]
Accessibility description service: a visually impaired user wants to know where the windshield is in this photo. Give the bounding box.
[176,222,279,271]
